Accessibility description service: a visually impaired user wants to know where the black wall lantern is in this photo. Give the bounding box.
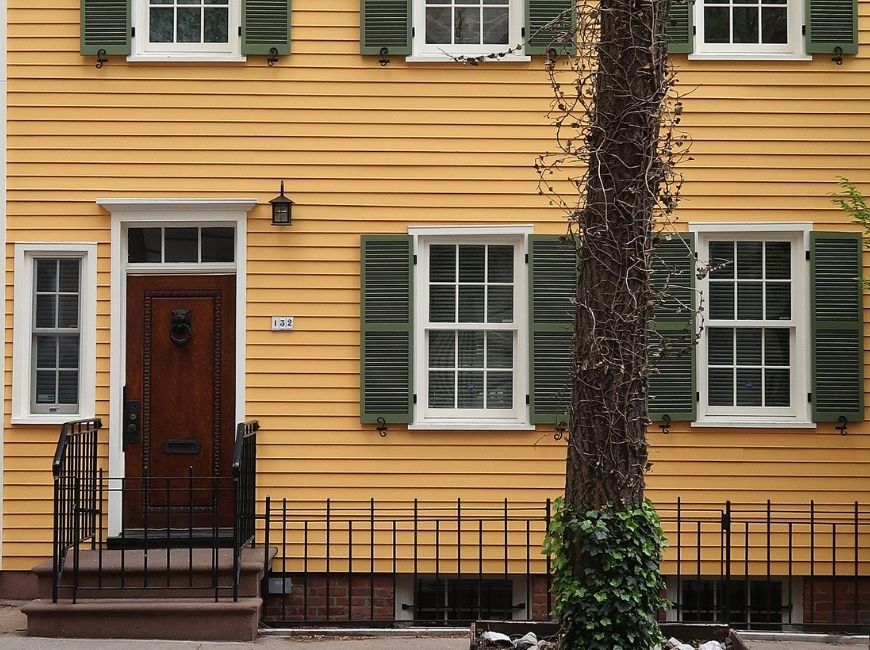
[270,181,293,226]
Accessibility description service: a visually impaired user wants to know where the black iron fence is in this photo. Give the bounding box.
[51,418,259,603]
[259,498,870,632]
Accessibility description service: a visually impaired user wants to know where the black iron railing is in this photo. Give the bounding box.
[51,418,259,604]
[259,498,870,632]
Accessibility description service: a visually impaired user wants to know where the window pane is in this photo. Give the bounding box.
[426,7,452,44]
[736,368,763,406]
[430,286,456,322]
[765,242,790,279]
[709,368,734,406]
[764,328,789,366]
[429,371,455,407]
[737,241,763,279]
[709,283,735,319]
[708,328,734,365]
[736,329,762,365]
[150,7,174,42]
[737,283,763,319]
[459,245,485,283]
[36,259,57,292]
[203,6,228,42]
[58,295,79,328]
[733,6,759,43]
[487,245,513,283]
[429,330,455,368]
[35,295,57,328]
[177,7,202,43]
[59,260,81,292]
[761,6,787,43]
[165,227,198,262]
[201,227,234,262]
[487,372,512,408]
[487,331,512,369]
[128,228,162,263]
[709,241,735,279]
[704,7,730,43]
[35,371,56,404]
[458,286,485,322]
[482,6,508,44]
[58,335,80,369]
[765,282,790,320]
[430,245,455,282]
[487,286,513,323]
[458,330,484,368]
[58,371,79,404]
[35,336,57,368]
[454,7,481,44]
[765,368,790,406]
[457,371,484,408]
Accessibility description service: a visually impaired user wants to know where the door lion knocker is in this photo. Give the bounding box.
[170,309,193,347]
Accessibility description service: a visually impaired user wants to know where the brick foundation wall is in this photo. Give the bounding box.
[803,577,870,625]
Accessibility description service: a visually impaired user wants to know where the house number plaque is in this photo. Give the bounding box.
[271,316,295,331]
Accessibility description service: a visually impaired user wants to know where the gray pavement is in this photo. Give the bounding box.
[0,600,864,649]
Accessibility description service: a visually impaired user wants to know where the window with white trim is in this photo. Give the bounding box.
[414,233,528,426]
[696,231,809,423]
[694,0,803,56]
[133,0,240,57]
[413,0,523,57]
[13,244,97,424]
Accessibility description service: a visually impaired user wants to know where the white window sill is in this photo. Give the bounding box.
[691,419,816,429]
[688,53,811,62]
[12,414,89,426]
[127,54,247,64]
[405,55,531,63]
[409,422,535,431]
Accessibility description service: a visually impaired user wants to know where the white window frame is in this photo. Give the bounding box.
[691,0,807,59]
[692,223,812,428]
[130,0,243,62]
[12,243,98,425]
[410,0,527,60]
[409,225,532,430]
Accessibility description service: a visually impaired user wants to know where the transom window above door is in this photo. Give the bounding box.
[127,226,235,264]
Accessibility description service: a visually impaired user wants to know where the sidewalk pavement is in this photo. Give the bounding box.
[0,600,863,649]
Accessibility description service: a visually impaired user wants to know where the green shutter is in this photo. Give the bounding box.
[360,0,412,56]
[666,0,693,54]
[80,0,130,56]
[525,0,575,55]
[528,235,576,424]
[648,234,696,422]
[243,0,290,55]
[360,235,413,423]
[811,232,863,423]
[806,0,857,55]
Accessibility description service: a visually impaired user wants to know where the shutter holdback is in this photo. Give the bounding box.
[379,48,391,67]
[95,49,108,69]
[837,416,848,435]
[376,417,388,438]
[832,46,844,65]
[267,47,279,67]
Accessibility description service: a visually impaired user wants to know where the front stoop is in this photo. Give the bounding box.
[23,546,275,641]
[21,597,261,641]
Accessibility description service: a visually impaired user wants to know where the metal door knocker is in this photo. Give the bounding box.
[170,309,192,347]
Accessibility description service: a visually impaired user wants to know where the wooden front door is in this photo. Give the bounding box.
[124,275,235,530]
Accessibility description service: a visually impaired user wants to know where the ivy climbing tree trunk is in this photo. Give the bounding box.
[539,0,681,647]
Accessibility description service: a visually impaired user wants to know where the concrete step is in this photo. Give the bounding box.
[22,597,261,641]
[33,546,274,600]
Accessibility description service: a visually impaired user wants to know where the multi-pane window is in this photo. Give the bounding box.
[700,235,806,421]
[128,226,235,264]
[149,0,230,45]
[696,0,801,55]
[32,259,82,414]
[425,0,510,47]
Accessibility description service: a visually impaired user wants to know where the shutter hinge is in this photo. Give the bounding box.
[131,26,135,37]
[802,25,806,36]
[805,250,811,261]
[239,26,242,36]
[525,253,529,264]
[413,394,417,404]
[696,391,700,402]
[525,394,530,405]
[808,392,812,403]
[692,26,696,36]
[411,27,415,37]
[521,27,526,37]
[413,254,418,265]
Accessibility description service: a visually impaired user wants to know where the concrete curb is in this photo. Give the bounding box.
[739,630,869,646]
[259,627,469,638]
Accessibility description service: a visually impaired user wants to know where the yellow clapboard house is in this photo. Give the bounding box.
[0,0,868,638]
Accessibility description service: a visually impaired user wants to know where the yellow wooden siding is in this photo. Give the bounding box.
[3,0,870,571]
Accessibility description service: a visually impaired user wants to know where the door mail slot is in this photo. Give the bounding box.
[164,439,201,455]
